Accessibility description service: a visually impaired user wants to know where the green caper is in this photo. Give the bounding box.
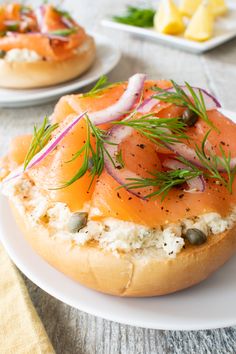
[181,109,198,127]
[0,50,6,59]
[88,157,94,171]
[186,228,207,245]
[67,212,88,233]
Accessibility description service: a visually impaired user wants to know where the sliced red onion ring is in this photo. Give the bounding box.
[159,85,221,110]
[35,5,46,32]
[3,112,87,183]
[164,141,236,172]
[4,20,20,27]
[61,16,74,28]
[46,33,70,42]
[137,98,160,114]
[104,125,147,199]
[163,158,205,193]
[89,73,146,125]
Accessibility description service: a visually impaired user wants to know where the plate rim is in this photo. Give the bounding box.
[1,109,236,331]
[0,32,121,106]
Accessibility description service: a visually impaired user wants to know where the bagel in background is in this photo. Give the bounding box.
[0,36,96,89]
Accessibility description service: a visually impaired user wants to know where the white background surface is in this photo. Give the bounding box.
[0,0,236,353]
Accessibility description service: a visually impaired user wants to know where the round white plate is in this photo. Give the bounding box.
[0,33,121,108]
[0,109,236,331]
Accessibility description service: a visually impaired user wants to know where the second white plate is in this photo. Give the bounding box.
[0,110,236,331]
[102,2,236,54]
[0,33,121,108]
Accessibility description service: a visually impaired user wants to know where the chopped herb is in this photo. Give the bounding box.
[113,114,189,146]
[24,117,59,170]
[152,81,218,131]
[113,6,155,28]
[57,115,117,189]
[195,130,236,193]
[121,168,202,200]
[83,75,109,98]
[54,8,72,19]
[48,27,77,36]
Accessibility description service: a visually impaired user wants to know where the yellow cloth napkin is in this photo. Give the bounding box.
[0,243,55,354]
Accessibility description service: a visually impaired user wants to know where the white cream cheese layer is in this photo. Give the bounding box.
[5,49,43,62]
[2,176,236,259]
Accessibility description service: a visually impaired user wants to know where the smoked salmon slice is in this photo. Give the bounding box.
[6,77,236,227]
[0,4,86,61]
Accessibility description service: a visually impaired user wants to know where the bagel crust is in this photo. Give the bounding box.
[10,201,236,297]
[0,35,96,89]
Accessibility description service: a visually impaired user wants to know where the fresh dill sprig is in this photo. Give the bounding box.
[113,114,189,146]
[83,76,109,98]
[24,117,58,170]
[48,27,77,36]
[122,168,202,200]
[58,115,118,189]
[152,80,217,131]
[113,6,155,27]
[195,130,236,193]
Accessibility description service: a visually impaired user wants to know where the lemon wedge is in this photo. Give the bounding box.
[209,0,228,16]
[179,0,202,17]
[185,1,214,41]
[154,0,185,35]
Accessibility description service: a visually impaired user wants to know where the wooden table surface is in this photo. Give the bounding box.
[1,0,236,353]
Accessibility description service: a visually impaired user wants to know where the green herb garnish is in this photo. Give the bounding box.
[24,117,58,170]
[195,130,236,193]
[58,115,117,189]
[113,114,189,146]
[152,81,218,131]
[121,168,202,200]
[113,6,155,28]
[54,8,72,19]
[83,75,109,98]
[48,27,77,36]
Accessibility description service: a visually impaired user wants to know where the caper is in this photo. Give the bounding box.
[0,50,6,59]
[181,109,198,127]
[88,157,94,171]
[67,212,88,233]
[186,228,207,245]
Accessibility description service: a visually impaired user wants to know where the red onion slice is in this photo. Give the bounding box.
[61,16,74,29]
[164,141,236,172]
[3,112,87,183]
[89,73,146,125]
[35,5,46,32]
[157,85,221,111]
[163,158,205,193]
[45,33,70,42]
[137,98,160,114]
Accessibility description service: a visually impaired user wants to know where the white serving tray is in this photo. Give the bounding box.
[102,2,236,54]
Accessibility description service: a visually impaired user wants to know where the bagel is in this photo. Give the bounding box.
[10,201,236,296]
[0,35,96,89]
[0,3,96,88]
[1,75,236,297]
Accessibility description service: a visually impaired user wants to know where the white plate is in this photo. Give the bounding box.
[0,33,121,108]
[102,2,236,54]
[0,109,236,331]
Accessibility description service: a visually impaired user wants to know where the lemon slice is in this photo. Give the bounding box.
[185,1,214,41]
[179,0,202,17]
[154,0,185,35]
[209,0,228,16]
